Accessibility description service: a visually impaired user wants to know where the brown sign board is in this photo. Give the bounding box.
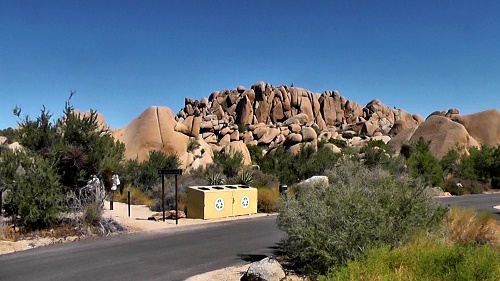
[158,169,183,176]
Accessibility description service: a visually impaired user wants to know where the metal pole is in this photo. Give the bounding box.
[175,175,178,225]
[127,189,131,217]
[110,191,114,210]
[162,175,165,222]
[0,191,2,216]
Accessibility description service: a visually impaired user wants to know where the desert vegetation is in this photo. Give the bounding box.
[0,95,125,239]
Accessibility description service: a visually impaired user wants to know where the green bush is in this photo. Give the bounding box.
[405,137,444,187]
[247,144,264,165]
[213,150,243,178]
[3,151,64,229]
[122,150,180,193]
[328,138,347,149]
[12,96,125,195]
[259,145,341,185]
[360,139,394,168]
[277,159,446,276]
[321,236,500,281]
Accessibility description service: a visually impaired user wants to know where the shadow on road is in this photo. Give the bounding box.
[237,254,268,263]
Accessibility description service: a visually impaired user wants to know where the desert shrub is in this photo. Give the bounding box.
[15,99,125,194]
[321,235,500,281]
[187,137,200,151]
[277,159,446,275]
[247,144,264,165]
[328,138,347,149]
[179,166,208,187]
[82,202,103,226]
[443,206,499,246]
[0,127,19,144]
[213,150,243,178]
[440,146,461,175]
[237,168,254,185]
[113,184,152,206]
[259,145,341,185]
[360,139,394,168]
[149,183,188,212]
[204,167,226,185]
[257,187,280,213]
[442,176,489,195]
[122,150,180,193]
[405,137,444,187]
[251,169,279,189]
[3,151,64,230]
[453,145,500,189]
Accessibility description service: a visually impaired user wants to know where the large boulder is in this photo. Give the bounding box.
[258,128,280,145]
[181,116,201,137]
[112,106,189,163]
[452,109,500,147]
[301,127,317,142]
[388,115,479,158]
[283,113,309,126]
[222,141,251,165]
[242,257,285,281]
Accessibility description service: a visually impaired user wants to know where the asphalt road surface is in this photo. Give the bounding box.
[0,215,283,281]
[436,193,500,221]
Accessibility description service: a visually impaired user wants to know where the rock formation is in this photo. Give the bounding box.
[112,106,190,163]
[389,115,479,158]
[105,81,498,170]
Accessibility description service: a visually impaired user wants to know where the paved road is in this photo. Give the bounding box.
[0,215,283,281]
[436,193,500,221]
[1,194,498,281]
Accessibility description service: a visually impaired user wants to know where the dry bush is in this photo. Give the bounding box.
[257,187,281,213]
[82,202,103,226]
[443,206,500,246]
[113,184,152,206]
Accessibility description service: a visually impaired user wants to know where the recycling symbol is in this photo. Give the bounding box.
[215,198,224,211]
[241,196,250,209]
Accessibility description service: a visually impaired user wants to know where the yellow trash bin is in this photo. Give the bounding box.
[230,185,258,216]
[187,186,233,219]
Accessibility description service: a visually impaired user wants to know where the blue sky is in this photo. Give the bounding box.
[1,0,499,130]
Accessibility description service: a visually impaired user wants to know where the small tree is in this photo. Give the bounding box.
[3,151,64,229]
[122,150,180,193]
[406,137,444,187]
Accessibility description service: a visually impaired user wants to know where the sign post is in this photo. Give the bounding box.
[158,169,183,224]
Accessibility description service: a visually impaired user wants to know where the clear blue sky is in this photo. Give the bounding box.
[1,0,499,130]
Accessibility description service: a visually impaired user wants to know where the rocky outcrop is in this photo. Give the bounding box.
[451,109,500,147]
[389,109,500,158]
[389,115,479,158]
[112,106,189,163]
[177,82,420,137]
[106,81,498,170]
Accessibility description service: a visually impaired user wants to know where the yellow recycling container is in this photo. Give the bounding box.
[187,185,258,219]
[228,185,258,216]
[187,186,233,219]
